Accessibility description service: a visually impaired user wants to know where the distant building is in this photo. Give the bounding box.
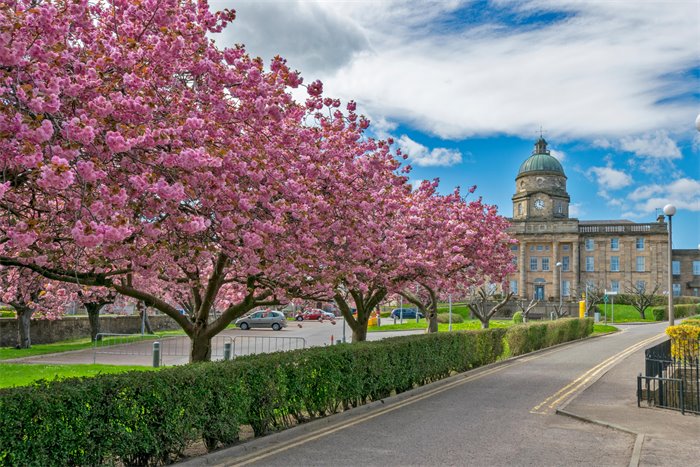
[506,138,699,300]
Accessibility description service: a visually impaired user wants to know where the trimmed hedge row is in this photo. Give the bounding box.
[505,318,593,357]
[0,329,503,465]
[651,303,700,321]
[0,319,592,465]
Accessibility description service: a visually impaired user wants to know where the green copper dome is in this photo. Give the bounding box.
[517,137,564,176]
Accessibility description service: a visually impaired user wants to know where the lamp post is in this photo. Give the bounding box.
[556,262,563,313]
[663,204,676,326]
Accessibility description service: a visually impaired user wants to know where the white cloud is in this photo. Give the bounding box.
[210,1,698,142]
[397,135,462,167]
[588,166,633,191]
[628,178,700,213]
[620,131,682,159]
[568,203,583,218]
[549,148,566,162]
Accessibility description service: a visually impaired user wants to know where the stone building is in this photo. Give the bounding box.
[506,137,699,301]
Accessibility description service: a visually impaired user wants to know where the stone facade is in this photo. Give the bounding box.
[506,138,698,301]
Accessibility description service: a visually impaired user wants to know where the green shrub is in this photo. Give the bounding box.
[0,328,506,465]
[0,310,15,318]
[512,311,523,324]
[436,313,464,324]
[651,304,700,321]
[505,318,593,357]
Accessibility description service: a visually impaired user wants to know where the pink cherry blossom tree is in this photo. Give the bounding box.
[398,182,516,332]
[0,0,404,360]
[0,268,69,348]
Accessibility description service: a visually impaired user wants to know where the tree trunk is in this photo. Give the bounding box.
[190,331,212,362]
[86,303,101,341]
[16,308,33,349]
[481,319,490,329]
[352,326,367,342]
[425,301,438,333]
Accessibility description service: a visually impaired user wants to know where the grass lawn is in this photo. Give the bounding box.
[595,304,658,323]
[0,363,159,389]
[592,323,619,335]
[370,319,513,332]
[0,329,189,361]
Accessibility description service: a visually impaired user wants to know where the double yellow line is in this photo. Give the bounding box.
[530,333,665,415]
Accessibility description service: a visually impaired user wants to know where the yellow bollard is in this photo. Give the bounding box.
[579,300,586,319]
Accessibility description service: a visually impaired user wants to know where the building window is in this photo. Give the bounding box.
[586,256,594,272]
[530,257,538,271]
[610,238,619,251]
[672,261,680,275]
[542,257,550,271]
[562,256,570,271]
[611,280,620,293]
[672,283,681,297]
[693,261,700,275]
[511,245,518,251]
[537,245,544,251]
[610,256,620,272]
[530,245,535,251]
[562,280,571,297]
[636,238,644,250]
[509,280,518,294]
[563,245,570,251]
[512,256,518,267]
[636,280,646,292]
[636,256,645,272]
[518,203,523,215]
[585,238,594,251]
[545,245,550,251]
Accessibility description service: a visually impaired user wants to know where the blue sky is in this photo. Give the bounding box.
[211,0,700,249]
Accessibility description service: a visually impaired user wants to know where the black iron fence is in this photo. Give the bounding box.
[638,339,700,415]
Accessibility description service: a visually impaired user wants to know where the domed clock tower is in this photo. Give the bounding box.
[512,137,570,220]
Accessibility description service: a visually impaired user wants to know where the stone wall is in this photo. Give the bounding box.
[0,315,181,347]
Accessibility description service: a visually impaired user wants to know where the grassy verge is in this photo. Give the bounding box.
[592,323,619,335]
[595,304,658,323]
[370,319,513,332]
[0,329,189,361]
[0,363,159,389]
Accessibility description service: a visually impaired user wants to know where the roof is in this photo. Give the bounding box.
[517,138,565,176]
[579,220,635,224]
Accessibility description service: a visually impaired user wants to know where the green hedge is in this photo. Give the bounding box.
[651,303,700,321]
[0,329,504,465]
[0,320,591,465]
[436,313,464,323]
[505,318,593,357]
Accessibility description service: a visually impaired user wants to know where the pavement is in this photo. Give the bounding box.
[558,329,699,466]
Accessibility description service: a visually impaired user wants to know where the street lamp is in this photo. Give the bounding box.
[555,262,563,312]
[663,204,676,326]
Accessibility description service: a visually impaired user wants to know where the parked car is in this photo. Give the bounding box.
[236,310,288,331]
[295,309,335,321]
[390,308,424,319]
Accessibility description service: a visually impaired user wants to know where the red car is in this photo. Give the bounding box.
[295,309,335,321]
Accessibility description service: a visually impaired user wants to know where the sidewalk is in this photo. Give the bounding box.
[559,345,699,466]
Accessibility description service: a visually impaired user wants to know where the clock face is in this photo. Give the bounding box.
[534,199,545,210]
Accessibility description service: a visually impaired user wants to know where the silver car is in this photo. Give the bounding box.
[235,310,288,331]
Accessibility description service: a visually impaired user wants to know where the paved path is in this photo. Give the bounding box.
[4,319,424,366]
[180,322,699,467]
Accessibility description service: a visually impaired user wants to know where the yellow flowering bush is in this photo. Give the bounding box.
[666,324,700,360]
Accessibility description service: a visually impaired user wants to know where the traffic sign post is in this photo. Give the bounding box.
[604,290,617,324]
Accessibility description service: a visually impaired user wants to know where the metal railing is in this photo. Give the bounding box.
[638,339,700,415]
[232,335,306,357]
[93,333,233,366]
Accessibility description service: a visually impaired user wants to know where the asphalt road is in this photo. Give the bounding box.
[187,323,672,467]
